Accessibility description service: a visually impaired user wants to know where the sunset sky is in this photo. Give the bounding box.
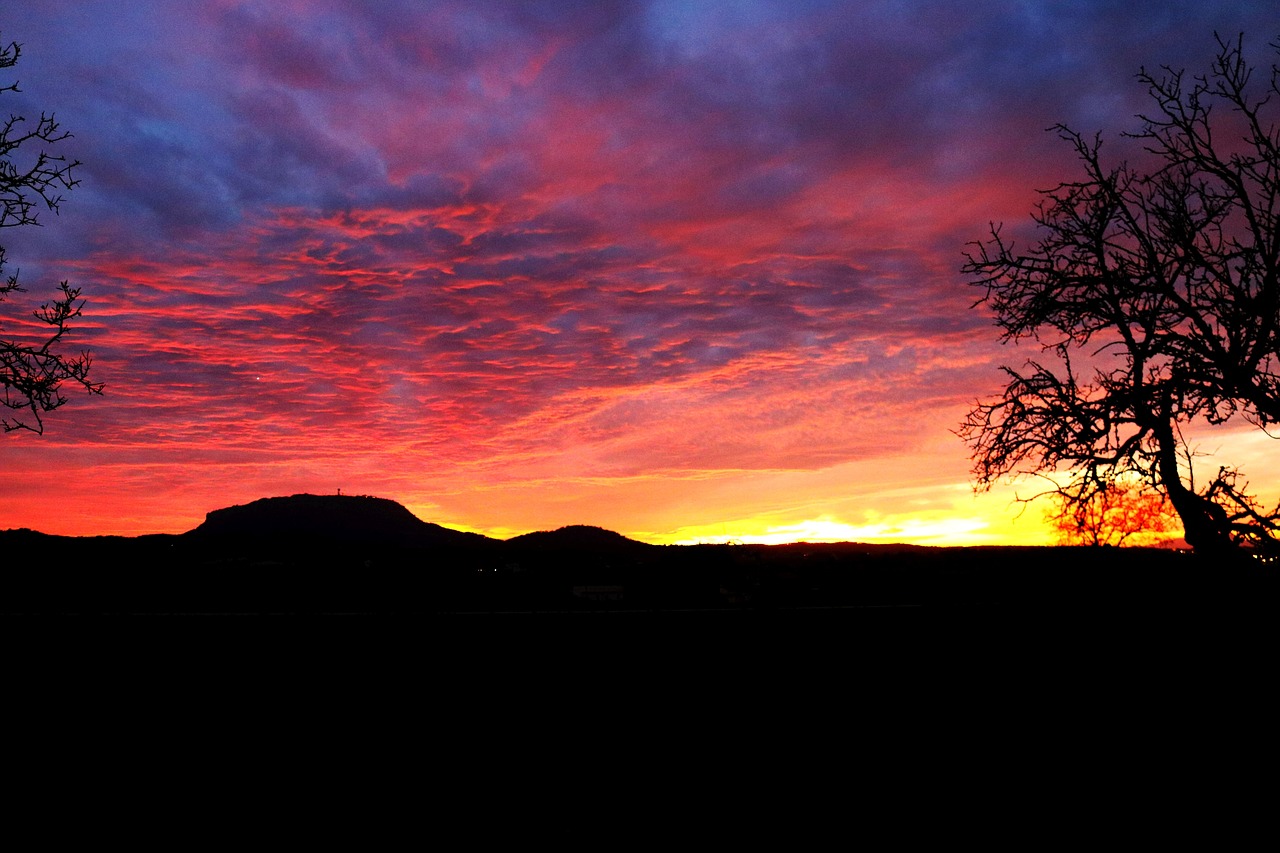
[3,1,1277,544]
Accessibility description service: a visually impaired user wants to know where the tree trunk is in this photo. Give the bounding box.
[1152,411,1233,554]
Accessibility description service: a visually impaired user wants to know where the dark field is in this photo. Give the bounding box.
[4,528,1274,618]
[6,495,1275,631]
[9,515,1275,737]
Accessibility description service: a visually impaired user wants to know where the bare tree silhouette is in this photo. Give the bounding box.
[1,35,100,434]
[1046,477,1180,547]
[960,34,1280,556]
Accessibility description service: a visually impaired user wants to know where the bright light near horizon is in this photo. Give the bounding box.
[427,479,1062,547]
[661,514,997,547]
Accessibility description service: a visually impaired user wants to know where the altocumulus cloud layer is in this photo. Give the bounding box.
[3,0,1277,540]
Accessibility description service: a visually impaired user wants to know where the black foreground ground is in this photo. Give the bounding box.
[4,494,1274,618]
[4,527,1274,617]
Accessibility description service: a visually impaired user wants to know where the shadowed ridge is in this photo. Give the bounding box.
[505,525,655,551]
[187,493,495,547]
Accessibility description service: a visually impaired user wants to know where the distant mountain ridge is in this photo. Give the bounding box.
[189,493,496,548]
[185,494,655,551]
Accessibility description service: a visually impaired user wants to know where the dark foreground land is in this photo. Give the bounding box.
[3,527,1275,617]
[3,494,1275,617]
[10,498,1269,793]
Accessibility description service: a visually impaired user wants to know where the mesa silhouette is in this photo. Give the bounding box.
[189,494,655,554]
[191,493,496,548]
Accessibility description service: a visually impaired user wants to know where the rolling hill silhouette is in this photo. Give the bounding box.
[506,525,655,552]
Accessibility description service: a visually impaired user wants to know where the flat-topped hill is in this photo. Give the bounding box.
[188,493,495,548]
